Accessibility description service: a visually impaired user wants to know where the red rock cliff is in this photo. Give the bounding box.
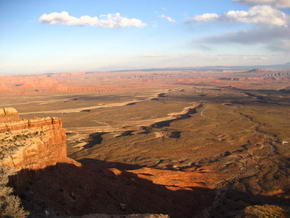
[0,108,79,171]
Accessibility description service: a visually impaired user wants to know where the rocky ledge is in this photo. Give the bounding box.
[0,108,79,170]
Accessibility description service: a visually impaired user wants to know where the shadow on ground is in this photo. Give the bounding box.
[9,159,290,218]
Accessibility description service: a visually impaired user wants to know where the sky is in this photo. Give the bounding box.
[1,0,290,74]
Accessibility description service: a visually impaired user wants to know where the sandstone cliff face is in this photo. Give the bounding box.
[0,108,79,171]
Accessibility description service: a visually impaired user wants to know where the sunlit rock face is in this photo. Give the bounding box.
[0,108,79,171]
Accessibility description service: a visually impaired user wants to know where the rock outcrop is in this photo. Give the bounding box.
[0,108,79,171]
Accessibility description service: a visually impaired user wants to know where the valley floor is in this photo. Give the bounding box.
[1,70,290,217]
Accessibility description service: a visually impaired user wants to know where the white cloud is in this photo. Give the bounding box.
[234,0,290,8]
[191,5,290,52]
[39,11,147,28]
[191,5,289,27]
[160,14,176,23]
[192,13,220,22]
[226,5,288,26]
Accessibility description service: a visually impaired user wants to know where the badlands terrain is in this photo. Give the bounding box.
[0,69,290,217]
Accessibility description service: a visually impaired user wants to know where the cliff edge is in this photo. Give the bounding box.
[0,108,79,170]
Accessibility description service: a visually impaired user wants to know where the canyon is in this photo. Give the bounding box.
[3,0,290,216]
[0,69,290,218]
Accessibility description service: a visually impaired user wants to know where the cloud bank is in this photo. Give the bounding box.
[39,11,146,28]
[191,5,289,26]
[197,21,290,52]
[200,25,289,44]
[234,0,290,8]
[191,3,290,52]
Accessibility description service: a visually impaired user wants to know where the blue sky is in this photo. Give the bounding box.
[1,0,290,74]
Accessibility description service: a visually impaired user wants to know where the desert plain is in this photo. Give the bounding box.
[1,69,290,217]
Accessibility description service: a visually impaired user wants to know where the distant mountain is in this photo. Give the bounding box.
[258,62,290,70]
[106,62,290,73]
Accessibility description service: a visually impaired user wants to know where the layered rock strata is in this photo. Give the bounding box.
[0,108,79,170]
